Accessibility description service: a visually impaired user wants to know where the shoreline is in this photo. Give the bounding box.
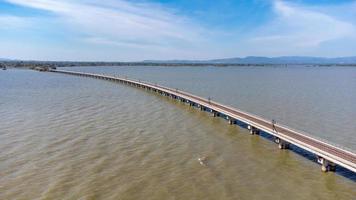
[1,61,356,69]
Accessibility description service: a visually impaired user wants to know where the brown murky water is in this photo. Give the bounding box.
[1,67,355,199]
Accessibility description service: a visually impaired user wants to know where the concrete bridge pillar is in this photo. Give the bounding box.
[226,116,235,125]
[212,110,217,117]
[247,125,259,135]
[317,157,336,172]
[274,137,289,149]
[228,119,235,125]
[274,137,280,144]
[278,141,289,149]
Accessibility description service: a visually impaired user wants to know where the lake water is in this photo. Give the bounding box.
[1,66,355,199]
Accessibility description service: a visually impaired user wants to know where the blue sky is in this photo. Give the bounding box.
[0,0,356,61]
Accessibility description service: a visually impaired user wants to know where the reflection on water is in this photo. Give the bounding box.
[0,68,355,199]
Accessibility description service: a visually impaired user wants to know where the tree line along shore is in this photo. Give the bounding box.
[1,61,356,69]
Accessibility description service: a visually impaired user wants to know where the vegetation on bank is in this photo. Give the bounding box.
[0,62,6,70]
[1,61,356,69]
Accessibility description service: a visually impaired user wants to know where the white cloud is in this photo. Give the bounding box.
[0,15,32,29]
[247,0,356,55]
[2,0,356,60]
[5,0,205,49]
[82,36,163,49]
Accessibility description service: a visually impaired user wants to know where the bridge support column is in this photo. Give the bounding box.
[212,110,218,117]
[274,137,289,149]
[317,157,336,172]
[278,141,289,149]
[247,125,259,135]
[226,116,235,125]
[228,119,235,125]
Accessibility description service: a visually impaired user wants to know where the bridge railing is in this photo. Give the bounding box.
[274,122,356,155]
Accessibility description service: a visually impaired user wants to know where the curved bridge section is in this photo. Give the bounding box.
[50,69,356,173]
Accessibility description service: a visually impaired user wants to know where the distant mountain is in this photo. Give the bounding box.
[143,59,208,64]
[144,56,356,64]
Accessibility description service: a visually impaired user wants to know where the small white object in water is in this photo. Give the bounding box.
[198,156,207,166]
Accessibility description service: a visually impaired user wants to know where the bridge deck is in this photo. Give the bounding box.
[50,69,356,173]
